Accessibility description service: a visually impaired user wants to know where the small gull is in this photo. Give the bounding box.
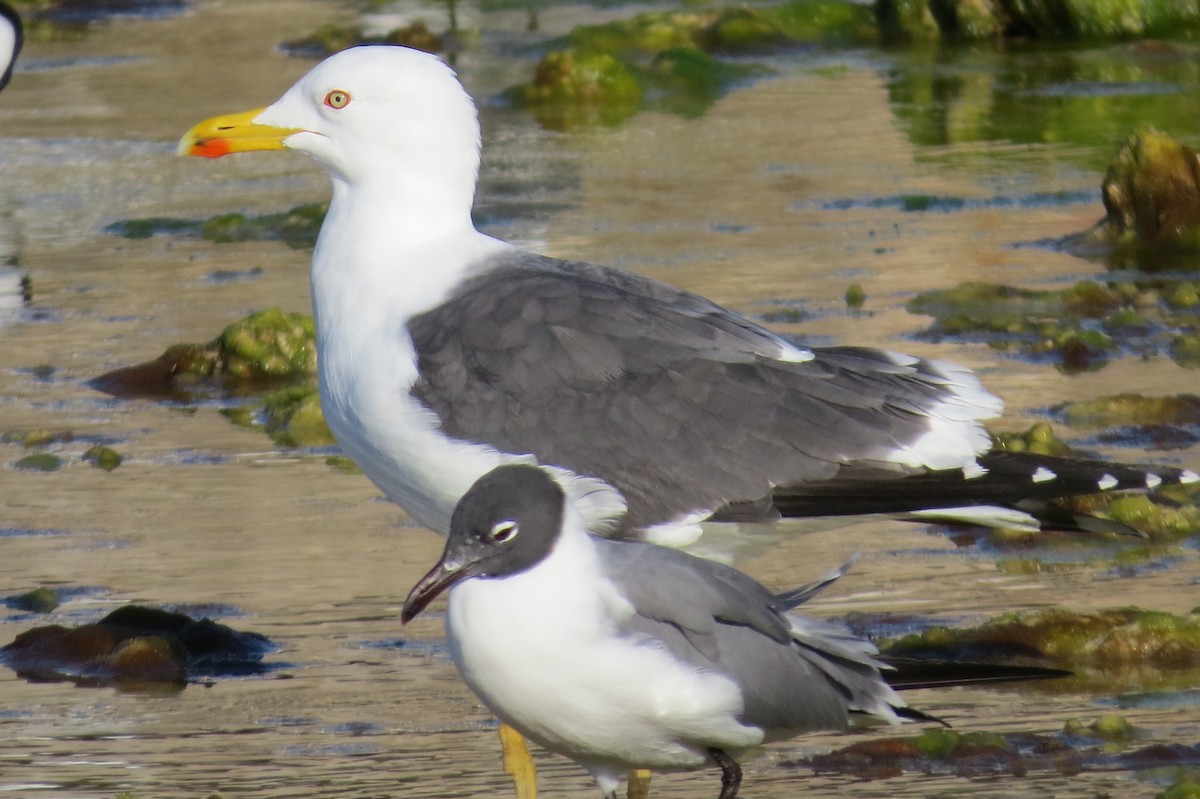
[402,463,1065,799]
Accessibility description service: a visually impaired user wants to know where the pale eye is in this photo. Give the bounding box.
[324,90,351,109]
[489,521,519,543]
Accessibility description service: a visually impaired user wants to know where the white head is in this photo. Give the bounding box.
[181,46,483,230]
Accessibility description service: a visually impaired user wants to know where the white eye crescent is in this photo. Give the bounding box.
[490,521,519,543]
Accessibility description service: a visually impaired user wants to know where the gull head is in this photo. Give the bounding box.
[180,46,482,203]
[401,464,568,623]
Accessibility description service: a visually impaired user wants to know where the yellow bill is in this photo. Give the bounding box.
[178,107,300,158]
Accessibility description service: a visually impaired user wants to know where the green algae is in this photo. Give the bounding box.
[1158,776,1200,799]
[878,0,1200,40]
[521,1,870,127]
[2,428,74,448]
[106,203,326,250]
[92,309,316,400]
[14,452,63,472]
[1172,330,1200,368]
[518,50,643,129]
[1064,714,1136,741]
[1068,128,1200,269]
[7,587,61,613]
[223,387,334,448]
[82,445,122,472]
[907,278,1199,371]
[280,21,444,58]
[845,283,866,309]
[262,386,335,447]
[1055,394,1200,428]
[883,606,1200,671]
[990,422,1075,457]
[220,309,316,381]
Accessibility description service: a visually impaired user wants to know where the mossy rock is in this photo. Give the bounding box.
[878,0,1200,40]
[6,587,61,613]
[516,50,643,129]
[1158,778,1200,799]
[883,606,1200,668]
[1055,393,1200,428]
[281,22,444,58]
[1064,714,1136,742]
[566,11,708,55]
[694,7,793,53]
[14,452,63,472]
[1101,128,1200,251]
[1172,330,1200,368]
[263,386,335,447]
[990,422,1074,458]
[92,308,316,400]
[107,203,326,250]
[2,428,74,447]
[907,278,1200,370]
[82,445,122,471]
[645,48,767,117]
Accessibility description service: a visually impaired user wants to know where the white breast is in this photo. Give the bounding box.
[310,203,514,533]
[444,529,763,774]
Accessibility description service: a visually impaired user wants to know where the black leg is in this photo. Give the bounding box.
[708,748,741,799]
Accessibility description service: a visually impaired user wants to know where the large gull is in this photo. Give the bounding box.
[178,43,1195,796]
[179,44,1195,546]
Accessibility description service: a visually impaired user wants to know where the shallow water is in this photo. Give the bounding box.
[1,2,1198,798]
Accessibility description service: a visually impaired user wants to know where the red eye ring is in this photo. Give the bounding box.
[324,90,351,109]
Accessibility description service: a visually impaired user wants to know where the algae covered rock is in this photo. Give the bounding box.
[1063,714,1136,741]
[908,276,1200,371]
[224,385,335,448]
[517,50,643,129]
[107,203,326,250]
[281,22,444,59]
[878,0,1200,40]
[883,606,1200,670]
[1055,394,1200,429]
[525,1,871,127]
[82,444,122,471]
[92,308,316,400]
[907,281,1123,372]
[990,422,1075,458]
[6,587,61,613]
[1099,128,1200,254]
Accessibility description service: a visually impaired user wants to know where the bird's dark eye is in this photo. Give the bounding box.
[324,90,351,109]
[489,521,519,543]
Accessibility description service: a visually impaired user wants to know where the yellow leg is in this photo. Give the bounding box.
[499,723,538,799]
[627,769,652,799]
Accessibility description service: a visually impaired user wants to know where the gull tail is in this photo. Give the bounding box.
[878,656,1072,690]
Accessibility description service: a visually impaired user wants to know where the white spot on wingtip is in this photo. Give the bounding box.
[1146,473,1162,489]
[1097,474,1119,491]
[777,343,814,363]
[962,461,988,480]
[1181,470,1199,485]
[1031,466,1057,483]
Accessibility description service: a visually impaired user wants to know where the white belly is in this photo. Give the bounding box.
[444,538,763,772]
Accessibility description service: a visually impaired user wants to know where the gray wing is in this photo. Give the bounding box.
[409,251,997,533]
[597,540,900,734]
